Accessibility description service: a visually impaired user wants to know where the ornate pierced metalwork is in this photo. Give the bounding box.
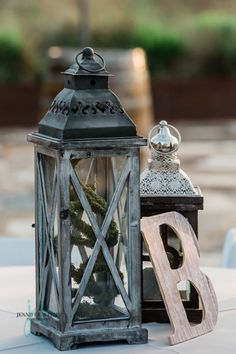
[49,99,124,116]
[140,169,198,196]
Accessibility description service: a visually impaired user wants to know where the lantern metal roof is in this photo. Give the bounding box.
[38,47,137,140]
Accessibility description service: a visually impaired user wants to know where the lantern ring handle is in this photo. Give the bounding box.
[76,51,106,73]
[148,122,181,155]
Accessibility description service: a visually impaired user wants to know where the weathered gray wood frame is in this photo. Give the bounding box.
[29,133,148,350]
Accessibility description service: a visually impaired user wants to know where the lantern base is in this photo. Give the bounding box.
[142,308,203,324]
[31,319,148,351]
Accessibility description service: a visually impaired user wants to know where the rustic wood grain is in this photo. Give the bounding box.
[141,211,218,345]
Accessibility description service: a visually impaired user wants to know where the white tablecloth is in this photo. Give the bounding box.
[0,266,236,353]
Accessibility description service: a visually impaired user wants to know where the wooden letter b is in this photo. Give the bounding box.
[141,211,218,345]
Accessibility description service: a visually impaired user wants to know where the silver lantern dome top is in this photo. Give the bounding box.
[140,120,201,196]
[149,120,179,154]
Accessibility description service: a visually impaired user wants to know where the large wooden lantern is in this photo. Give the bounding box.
[140,120,203,324]
[28,47,147,350]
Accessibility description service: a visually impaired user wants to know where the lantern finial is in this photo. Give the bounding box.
[82,47,94,58]
[75,47,106,73]
[149,120,181,155]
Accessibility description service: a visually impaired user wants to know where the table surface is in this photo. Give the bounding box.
[0,266,236,353]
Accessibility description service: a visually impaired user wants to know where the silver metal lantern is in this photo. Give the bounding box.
[140,120,203,323]
[28,47,148,350]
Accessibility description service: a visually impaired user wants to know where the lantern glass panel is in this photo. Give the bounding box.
[74,252,129,322]
[47,281,59,315]
[70,156,130,322]
[37,153,59,317]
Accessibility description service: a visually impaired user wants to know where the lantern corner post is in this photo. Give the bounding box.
[33,145,41,315]
[57,150,73,332]
[126,146,148,344]
[129,149,142,322]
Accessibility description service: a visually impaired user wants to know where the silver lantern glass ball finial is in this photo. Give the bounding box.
[140,120,200,196]
[149,120,180,154]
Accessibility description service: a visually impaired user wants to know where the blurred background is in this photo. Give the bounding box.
[0,0,236,266]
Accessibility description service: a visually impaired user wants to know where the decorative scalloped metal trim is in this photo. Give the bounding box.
[49,99,124,116]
